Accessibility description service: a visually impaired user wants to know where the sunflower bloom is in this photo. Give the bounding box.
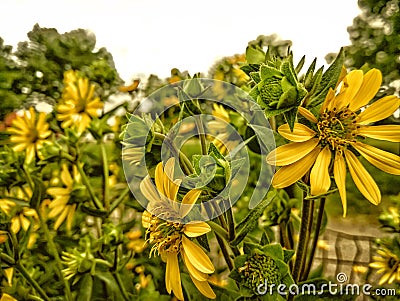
[370,248,400,285]
[56,70,103,134]
[47,164,81,230]
[140,158,216,300]
[266,69,400,216]
[7,107,51,163]
[0,187,39,248]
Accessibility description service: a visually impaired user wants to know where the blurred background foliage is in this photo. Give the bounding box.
[0,1,399,233]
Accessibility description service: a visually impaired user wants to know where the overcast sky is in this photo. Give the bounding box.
[0,0,361,82]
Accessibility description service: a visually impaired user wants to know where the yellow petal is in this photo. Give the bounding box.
[25,144,35,163]
[333,70,363,109]
[142,211,152,228]
[163,158,180,202]
[180,189,202,218]
[182,249,208,281]
[333,152,347,217]
[278,123,316,142]
[298,107,318,123]
[165,252,183,300]
[0,293,17,301]
[20,215,31,231]
[184,222,211,237]
[357,95,400,125]
[66,204,76,231]
[358,125,400,142]
[4,267,13,286]
[321,88,336,113]
[352,142,400,175]
[349,69,382,111]
[266,138,319,166]
[154,161,165,196]
[189,273,216,299]
[10,217,20,234]
[310,146,331,196]
[54,207,69,230]
[182,236,214,274]
[140,176,160,205]
[271,147,321,189]
[344,150,381,205]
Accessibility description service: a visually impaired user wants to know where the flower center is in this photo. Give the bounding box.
[317,107,358,151]
[145,214,183,257]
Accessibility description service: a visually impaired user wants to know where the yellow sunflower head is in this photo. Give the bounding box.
[267,68,400,216]
[370,247,400,285]
[7,107,51,163]
[140,158,216,300]
[56,70,103,134]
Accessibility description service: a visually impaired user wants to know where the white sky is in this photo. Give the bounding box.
[0,0,361,82]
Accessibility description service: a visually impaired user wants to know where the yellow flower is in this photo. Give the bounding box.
[0,293,17,301]
[141,158,216,300]
[47,164,80,230]
[0,187,40,237]
[208,104,238,154]
[126,230,146,253]
[7,107,51,163]
[370,248,400,285]
[266,69,400,217]
[56,70,103,134]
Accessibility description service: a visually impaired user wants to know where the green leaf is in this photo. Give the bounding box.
[295,55,306,74]
[231,191,277,246]
[308,47,344,107]
[77,274,93,301]
[246,45,266,64]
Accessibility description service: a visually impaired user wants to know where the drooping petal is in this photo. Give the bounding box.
[182,236,214,274]
[349,69,382,111]
[266,138,319,166]
[271,146,321,189]
[184,222,211,237]
[344,149,381,205]
[357,96,400,125]
[61,164,73,187]
[139,176,160,204]
[333,152,347,217]
[180,189,202,218]
[54,207,69,230]
[278,123,316,142]
[352,142,400,175]
[310,146,331,196]
[189,273,216,299]
[165,251,183,300]
[358,125,400,142]
[298,106,318,123]
[10,217,20,234]
[181,249,208,281]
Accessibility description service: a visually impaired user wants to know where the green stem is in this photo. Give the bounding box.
[194,116,207,156]
[37,211,73,301]
[76,162,104,210]
[114,272,130,301]
[100,141,110,211]
[292,198,313,283]
[154,132,194,175]
[109,186,130,213]
[16,262,51,301]
[215,234,234,271]
[207,221,229,241]
[302,198,326,281]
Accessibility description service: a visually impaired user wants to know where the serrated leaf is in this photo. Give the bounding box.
[231,191,277,246]
[308,48,344,107]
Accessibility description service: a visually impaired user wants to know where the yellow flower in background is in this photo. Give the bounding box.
[370,248,400,285]
[7,107,51,163]
[267,69,400,216]
[56,70,103,134]
[208,103,238,154]
[141,158,215,300]
[0,293,17,301]
[126,229,146,253]
[0,187,40,239]
[47,164,81,230]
